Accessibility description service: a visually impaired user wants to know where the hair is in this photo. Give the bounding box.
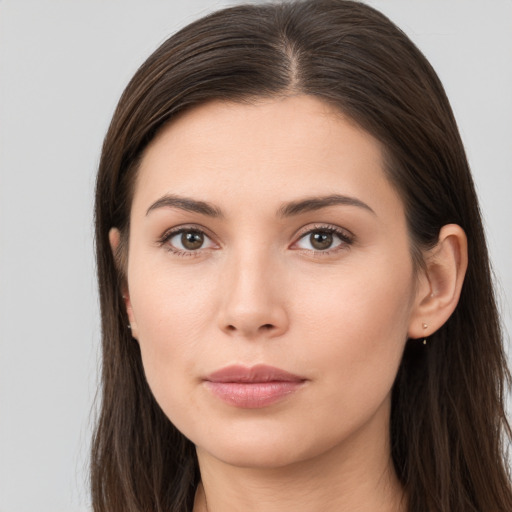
[92,1,512,511]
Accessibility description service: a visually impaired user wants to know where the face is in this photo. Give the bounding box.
[121,95,422,469]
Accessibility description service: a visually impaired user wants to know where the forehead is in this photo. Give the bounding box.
[133,95,402,219]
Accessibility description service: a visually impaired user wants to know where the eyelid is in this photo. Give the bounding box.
[157,224,219,255]
[291,223,355,253]
[294,222,354,239]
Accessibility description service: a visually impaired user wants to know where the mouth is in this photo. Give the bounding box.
[203,364,307,408]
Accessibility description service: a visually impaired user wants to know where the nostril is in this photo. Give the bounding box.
[225,323,275,333]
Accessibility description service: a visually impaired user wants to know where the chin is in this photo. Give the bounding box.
[192,420,346,471]
[198,439,312,470]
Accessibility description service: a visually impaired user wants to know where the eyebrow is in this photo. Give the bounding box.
[146,193,375,218]
[146,194,224,217]
[276,194,375,217]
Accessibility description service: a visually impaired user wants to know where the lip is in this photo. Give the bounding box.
[203,364,307,408]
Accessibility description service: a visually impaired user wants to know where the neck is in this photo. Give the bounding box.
[193,403,406,512]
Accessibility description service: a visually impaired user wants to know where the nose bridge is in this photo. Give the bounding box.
[218,241,288,338]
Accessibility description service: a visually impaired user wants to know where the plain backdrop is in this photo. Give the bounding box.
[0,1,511,511]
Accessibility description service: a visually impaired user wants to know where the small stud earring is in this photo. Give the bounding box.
[127,324,132,330]
[422,322,428,344]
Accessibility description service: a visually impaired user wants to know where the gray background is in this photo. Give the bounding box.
[1,1,511,511]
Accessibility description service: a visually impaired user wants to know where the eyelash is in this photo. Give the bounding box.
[157,224,354,258]
[294,224,354,256]
[157,225,216,258]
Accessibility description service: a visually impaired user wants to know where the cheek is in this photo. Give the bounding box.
[128,259,220,400]
[298,248,415,340]
[293,254,415,403]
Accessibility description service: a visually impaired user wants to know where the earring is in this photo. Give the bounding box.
[127,324,132,330]
[422,322,428,345]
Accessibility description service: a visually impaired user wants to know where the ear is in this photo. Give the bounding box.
[109,228,139,340]
[408,224,468,339]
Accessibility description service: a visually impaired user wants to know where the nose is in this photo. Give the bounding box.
[217,251,289,340]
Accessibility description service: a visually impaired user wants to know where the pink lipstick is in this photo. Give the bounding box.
[203,364,306,408]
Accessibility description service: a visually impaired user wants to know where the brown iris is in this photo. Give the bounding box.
[181,231,204,250]
[310,231,333,250]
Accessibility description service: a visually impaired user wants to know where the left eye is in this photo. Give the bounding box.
[295,229,349,251]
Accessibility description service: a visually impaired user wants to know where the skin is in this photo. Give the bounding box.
[110,95,467,512]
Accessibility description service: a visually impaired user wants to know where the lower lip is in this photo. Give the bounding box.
[204,381,305,408]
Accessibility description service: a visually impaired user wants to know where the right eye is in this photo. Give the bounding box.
[162,228,217,255]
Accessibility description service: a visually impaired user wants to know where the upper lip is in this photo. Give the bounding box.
[204,364,306,383]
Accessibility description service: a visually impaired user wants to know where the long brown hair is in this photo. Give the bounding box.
[92,1,512,511]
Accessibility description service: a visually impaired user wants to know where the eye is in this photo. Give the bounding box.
[294,226,353,253]
[162,228,217,254]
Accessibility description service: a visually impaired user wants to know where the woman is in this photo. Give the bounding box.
[91,1,512,511]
